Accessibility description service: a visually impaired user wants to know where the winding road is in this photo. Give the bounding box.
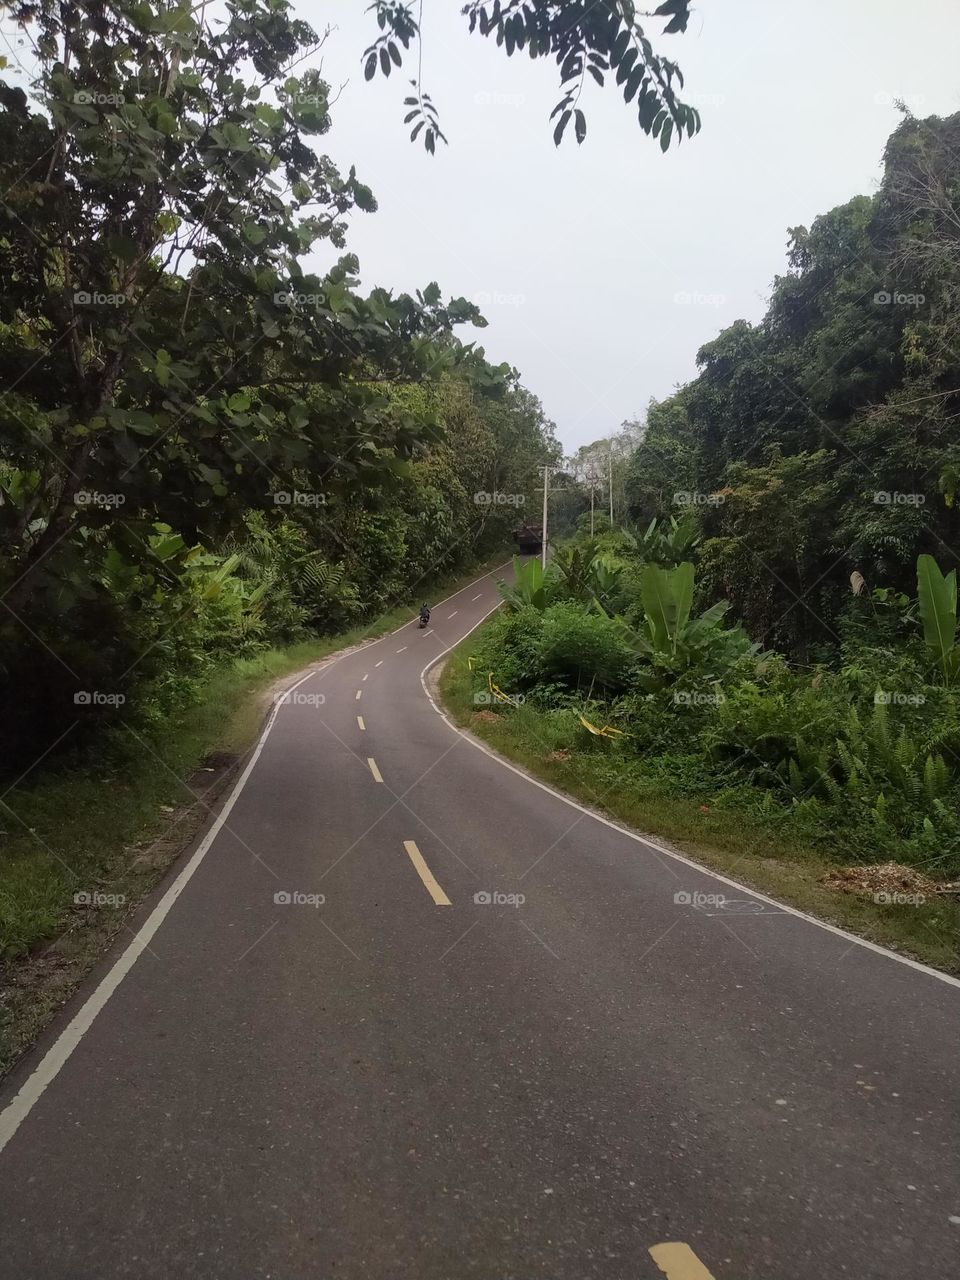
[1,561,958,1279]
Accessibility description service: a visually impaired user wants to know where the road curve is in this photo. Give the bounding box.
[1,561,958,1279]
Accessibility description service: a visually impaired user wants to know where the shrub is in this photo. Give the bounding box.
[534,602,634,694]
[470,607,546,692]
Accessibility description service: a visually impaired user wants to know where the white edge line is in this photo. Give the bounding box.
[418,621,960,993]
[0,666,318,1153]
[0,560,512,1152]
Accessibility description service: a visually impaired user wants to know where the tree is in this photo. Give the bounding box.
[0,0,506,613]
[0,0,553,767]
[620,111,960,656]
[363,0,701,152]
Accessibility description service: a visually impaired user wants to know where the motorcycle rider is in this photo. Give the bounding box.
[418,602,431,627]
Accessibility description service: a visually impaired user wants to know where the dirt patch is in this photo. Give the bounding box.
[545,750,571,762]
[471,710,501,724]
[821,862,955,900]
[197,750,239,772]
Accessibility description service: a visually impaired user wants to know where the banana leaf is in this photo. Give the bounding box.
[917,553,960,684]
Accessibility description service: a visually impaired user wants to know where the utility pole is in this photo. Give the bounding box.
[540,465,550,569]
[609,444,614,525]
[590,481,595,536]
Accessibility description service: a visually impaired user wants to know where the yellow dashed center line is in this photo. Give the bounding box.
[402,840,452,906]
[448,610,458,618]
[471,593,482,600]
[375,660,384,668]
[367,757,383,783]
[357,716,365,730]
[397,646,407,653]
[362,673,368,681]
[648,1243,717,1280]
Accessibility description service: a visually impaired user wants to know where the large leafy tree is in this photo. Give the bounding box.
[0,0,531,766]
[0,0,505,615]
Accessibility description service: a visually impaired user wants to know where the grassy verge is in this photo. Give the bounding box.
[0,549,510,1074]
[439,627,960,975]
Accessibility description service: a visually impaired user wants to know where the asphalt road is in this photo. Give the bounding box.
[1,560,959,1279]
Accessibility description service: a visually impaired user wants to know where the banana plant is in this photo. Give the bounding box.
[499,556,550,612]
[638,512,700,567]
[621,560,755,687]
[917,553,960,685]
[551,539,624,613]
[639,561,695,654]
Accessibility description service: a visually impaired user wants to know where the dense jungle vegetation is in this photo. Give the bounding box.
[0,0,562,775]
[466,111,960,907]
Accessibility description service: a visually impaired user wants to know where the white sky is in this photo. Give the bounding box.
[302,1,960,454]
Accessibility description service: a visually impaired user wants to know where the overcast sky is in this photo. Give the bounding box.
[303,1,960,455]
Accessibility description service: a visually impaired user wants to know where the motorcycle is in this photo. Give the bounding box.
[418,606,431,629]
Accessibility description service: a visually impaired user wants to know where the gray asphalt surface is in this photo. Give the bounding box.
[1,560,959,1279]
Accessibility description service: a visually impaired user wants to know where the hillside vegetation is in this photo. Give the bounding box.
[454,113,960,966]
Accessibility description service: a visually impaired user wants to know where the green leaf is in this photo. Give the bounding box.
[917,554,959,685]
[640,561,694,652]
